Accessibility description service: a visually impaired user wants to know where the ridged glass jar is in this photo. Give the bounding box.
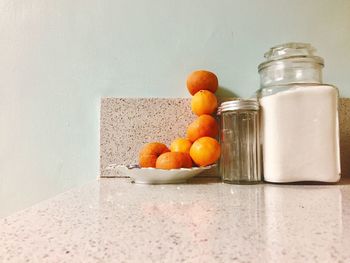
[219,99,261,184]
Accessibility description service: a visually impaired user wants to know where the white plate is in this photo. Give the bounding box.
[114,164,216,184]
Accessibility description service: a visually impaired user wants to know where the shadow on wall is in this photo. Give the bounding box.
[216,86,257,100]
[216,86,238,100]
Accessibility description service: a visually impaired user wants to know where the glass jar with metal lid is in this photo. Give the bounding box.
[219,99,261,184]
[257,42,340,183]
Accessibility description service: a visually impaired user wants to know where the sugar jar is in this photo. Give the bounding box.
[257,43,341,183]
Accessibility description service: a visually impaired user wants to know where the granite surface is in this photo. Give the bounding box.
[100,98,350,178]
[100,98,196,177]
[339,98,350,177]
[1,177,350,262]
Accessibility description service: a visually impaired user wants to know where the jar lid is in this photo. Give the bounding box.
[258,42,324,72]
[217,106,222,115]
[220,99,259,112]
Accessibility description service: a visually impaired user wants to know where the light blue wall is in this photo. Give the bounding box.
[1,0,349,216]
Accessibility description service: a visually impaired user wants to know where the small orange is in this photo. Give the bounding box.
[156,152,193,169]
[180,152,193,168]
[191,90,218,116]
[170,138,192,154]
[187,114,219,142]
[187,70,218,95]
[190,137,221,167]
[139,142,170,168]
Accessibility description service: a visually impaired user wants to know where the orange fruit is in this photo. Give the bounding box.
[190,137,221,167]
[187,114,219,142]
[191,90,218,116]
[156,152,193,169]
[139,142,170,168]
[170,138,192,154]
[187,70,218,96]
[180,152,193,168]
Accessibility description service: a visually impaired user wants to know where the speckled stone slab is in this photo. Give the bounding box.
[100,98,350,178]
[339,98,350,177]
[1,177,350,262]
[100,98,197,177]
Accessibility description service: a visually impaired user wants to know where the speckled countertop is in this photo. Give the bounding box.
[1,178,350,262]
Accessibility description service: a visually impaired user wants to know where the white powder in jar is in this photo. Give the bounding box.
[260,85,341,182]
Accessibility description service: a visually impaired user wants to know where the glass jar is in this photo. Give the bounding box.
[257,42,341,183]
[219,99,261,184]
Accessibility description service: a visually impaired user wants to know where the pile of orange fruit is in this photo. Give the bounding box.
[139,70,221,169]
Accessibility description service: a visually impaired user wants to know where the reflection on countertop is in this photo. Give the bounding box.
[1,177,350,262]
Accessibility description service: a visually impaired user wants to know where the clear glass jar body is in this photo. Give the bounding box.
[220,109,261,184]
[257,43,341,183]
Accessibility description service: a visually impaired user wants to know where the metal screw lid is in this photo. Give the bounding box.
[217,106,222,115]
[220,99,259,112]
